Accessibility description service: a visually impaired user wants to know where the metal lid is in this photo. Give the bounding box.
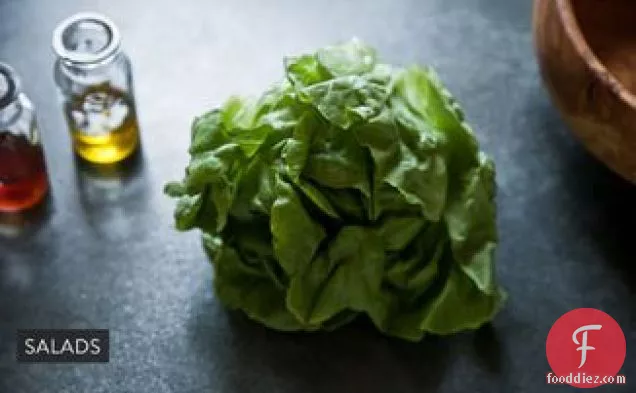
[52,12,121,66]
[0,62,20,110]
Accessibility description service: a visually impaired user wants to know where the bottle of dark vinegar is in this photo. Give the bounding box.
[0,63,49,213]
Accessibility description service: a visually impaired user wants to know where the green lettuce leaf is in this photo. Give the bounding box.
[166,39,505,341]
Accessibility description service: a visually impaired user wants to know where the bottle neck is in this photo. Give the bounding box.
[0,96,23,129]
[57,51,123,86]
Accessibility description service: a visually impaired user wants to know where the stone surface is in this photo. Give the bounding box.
[0,0,634,392]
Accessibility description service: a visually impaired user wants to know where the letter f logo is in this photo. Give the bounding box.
[572,325,602,368]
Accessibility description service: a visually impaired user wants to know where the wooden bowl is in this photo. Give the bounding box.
[533,0,636,183]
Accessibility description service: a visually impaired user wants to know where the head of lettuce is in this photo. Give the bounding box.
[165,39,506,341]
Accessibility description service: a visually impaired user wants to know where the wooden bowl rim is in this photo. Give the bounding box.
[557,0,636,109]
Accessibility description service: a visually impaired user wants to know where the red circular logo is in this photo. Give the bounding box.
[546,308,626,388]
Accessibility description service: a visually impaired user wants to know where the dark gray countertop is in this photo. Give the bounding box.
[0,0,634,392]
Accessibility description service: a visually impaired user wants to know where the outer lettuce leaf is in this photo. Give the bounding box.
[271,177,326,276]
[166,39,505,341]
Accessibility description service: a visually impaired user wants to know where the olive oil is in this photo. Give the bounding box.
[65,84,139,164]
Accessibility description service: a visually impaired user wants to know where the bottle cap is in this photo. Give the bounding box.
[52,12,121,66]
[0,62,20,110]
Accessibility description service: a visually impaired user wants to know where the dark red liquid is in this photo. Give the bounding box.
[0,131,48,212]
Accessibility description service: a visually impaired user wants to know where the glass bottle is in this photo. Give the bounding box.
[52,12,140,164]
[0,63,49,213]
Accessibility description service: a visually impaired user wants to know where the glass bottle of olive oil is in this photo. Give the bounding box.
[52,12,140,164]
[64,83,138,163]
